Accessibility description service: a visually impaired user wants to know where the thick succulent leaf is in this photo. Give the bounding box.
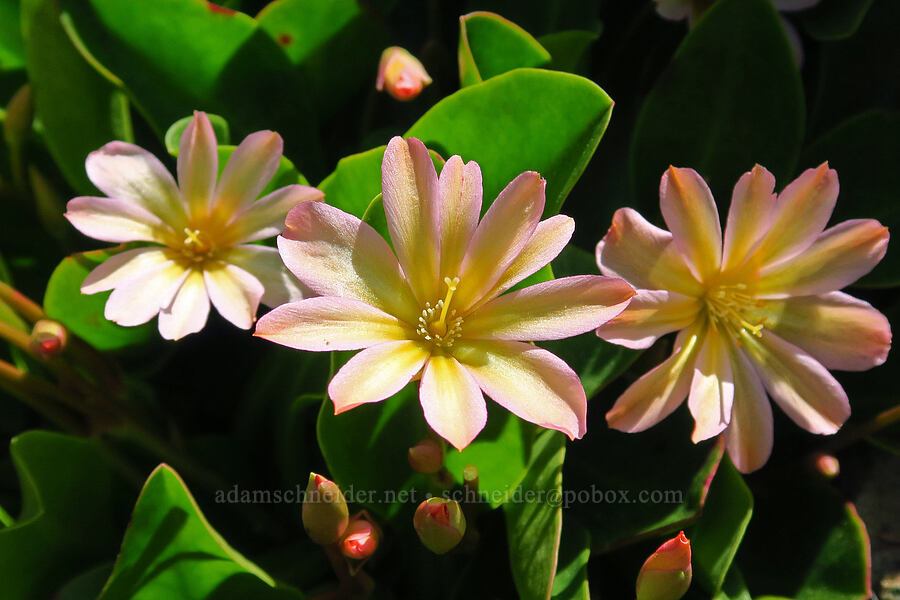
[459,11,550,87]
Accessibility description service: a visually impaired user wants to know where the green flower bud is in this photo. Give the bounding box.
[408,439,443,474]
[302,472,349,545]
[636,531,692,600]
[413,497,466,554]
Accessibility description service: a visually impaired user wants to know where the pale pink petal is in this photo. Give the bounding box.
[724,345,774,473]
[722,165,777,272]
[420,353,487,451]
[228,185,323,244]
[452,339,586,440]
[437,155,482,279]
[254,296,413,351]
[486,214,574,298]
[66,196,174,243]
[382,136,441,303]
[754,291,891,371]
[158,269,210,340]
[203,263,265,330]
[85,141,186,227]
[750,164,838,268]
[81,247,171,294]
[456,172,546,311]
[277,201,419,323]
[213,131,282,215]
[463,275,634,341]
[756,219,889,297]
[740,330,850,435]
[224,245,309,307]
[597,208,703,296]
[596,289,701,349]
[328,340,430,413]
[659,167,722,281]
[606,325,703,432]
[177,111,218,219]
[104,261,187,326]
[688,328,734,442]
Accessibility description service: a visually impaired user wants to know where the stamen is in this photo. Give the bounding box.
[705,284,765,338]
[416,277,463,347]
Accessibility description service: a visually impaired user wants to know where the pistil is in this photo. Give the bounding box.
[417,277,463,347]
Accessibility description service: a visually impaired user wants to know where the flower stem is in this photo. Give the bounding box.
[0,280,45,323]
[0,359,83,433]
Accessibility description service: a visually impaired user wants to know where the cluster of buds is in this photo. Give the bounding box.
[303,472,380,563]
[636,531,693,600]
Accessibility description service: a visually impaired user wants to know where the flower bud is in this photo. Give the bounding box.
[302,472,349,545]
[340,516,380,560]
[814,453,840,479]
[408,438,443,474]
[413,497,466,554]
[636,531,692,600]
[376,46,432,101]
[29,320,67,358]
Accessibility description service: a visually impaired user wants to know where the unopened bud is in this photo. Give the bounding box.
[30,320,67,358]
[414,497,466,554]
[302,472,349,545]
[376,46,432,101]
[636,531,692,600]
[340,516,380,560]
[814,453,840,479]
[408,438,443,474]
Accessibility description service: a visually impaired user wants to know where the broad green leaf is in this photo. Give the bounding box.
[21,0,131,193]
[164,112,231,154]
[713,567,752,600]
[551,520,591,600]
[319,146,389,219]
[801,0,874,40]
[690,457,753,595]
[458,12,550,87]
[538,30,599,75]
[0,0,25,71]
[630,0,804,210]
[504,430,565,600]
[98,464,300,600]
[44,248,155,351]
[800,110,900,287]
[0,430,133,599]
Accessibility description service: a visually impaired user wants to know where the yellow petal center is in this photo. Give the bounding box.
[417,277,463,347]
[179,227,217,263]
[704,283,766,338]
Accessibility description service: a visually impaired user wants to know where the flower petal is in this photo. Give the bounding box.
[158,269,210,340]
[328,340,430,413]
[382,136,441,303]
[224,245,309,307]
[437,155,482,279]
[104,260,187,326]
[203,262,265,330]
[740,330,850,435]
[722,165,777,272]
[254,296,413,351]
[177,111,218,219]
[597,208,702,296]
[756,219,889,297]
[606,325,703,432]
[688,328,734,442]
[228,184,324,244]
[81,247,171,294]
[213,131,282,215]
[85,141,186,227]
[278,201,419,323]
[66,196,173,243]
[753,291,891,371]
[659,166,723,281]
[456,171,546,311]
[420,353,487,451]
[724,345,774,473]
[451,339,586,440]
[463,275,634,341]
[596,289,701,349]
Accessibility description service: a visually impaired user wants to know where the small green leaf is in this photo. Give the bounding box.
[538,30,599,75]
[713,566,752,600]
[801,0,874,41]
[0,0,25,71]
[458,12,550,87]
[164,113,231,155]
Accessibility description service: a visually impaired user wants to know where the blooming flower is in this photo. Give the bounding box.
[65,111,322,340]
[596,164,890,472]
[376,46,432,101]
[255,136,635,449]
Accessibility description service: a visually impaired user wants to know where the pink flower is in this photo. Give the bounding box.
[376,47,432,101]
[255,136,635,450]
[597,164,891,472]
[65,111,323,340]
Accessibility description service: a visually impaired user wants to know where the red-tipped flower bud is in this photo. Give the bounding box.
[29,320,67,358]
[376,46,432,101]
[814,453,840,479]
[340,516,380,560]
[413,497,466,554]
[636,531,692,600]
[408,438,443,474]
[302,473,349,545]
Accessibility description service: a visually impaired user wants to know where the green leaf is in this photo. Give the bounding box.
[164,113,231,154]
[551,520,591,600]
[318,146,389,219]
[630,0,804,210]
[44,248,156,351]
[538,30,599,75]
[98,464,300,599]
[712,566,752,600]
[0,0,25,71]
[690,457,753,595]
[0,430,133,599]
[458,12,550,87]
[801,0,874,40]
[504,430,565,600]
[799,110,900,287]
[21,0,131,193]
[56,563,114,600]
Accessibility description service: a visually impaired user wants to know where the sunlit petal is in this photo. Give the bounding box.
[104,260,187,326]
[225,245,309,307]
[81,247,171,294]
[158,269,210,341]
[229,184,323,244]
[66,196,173,244]
[328,340,430,413]
[177,111,218,219]
[203,262,265,330]
[724,345,774,473]
[214,130,282,215]
[687,328,734,442]
[596,289,700,349]
[420,354,487,450]
[437,155,482,279]
[659,166,722,281]
[722,165,777,272]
